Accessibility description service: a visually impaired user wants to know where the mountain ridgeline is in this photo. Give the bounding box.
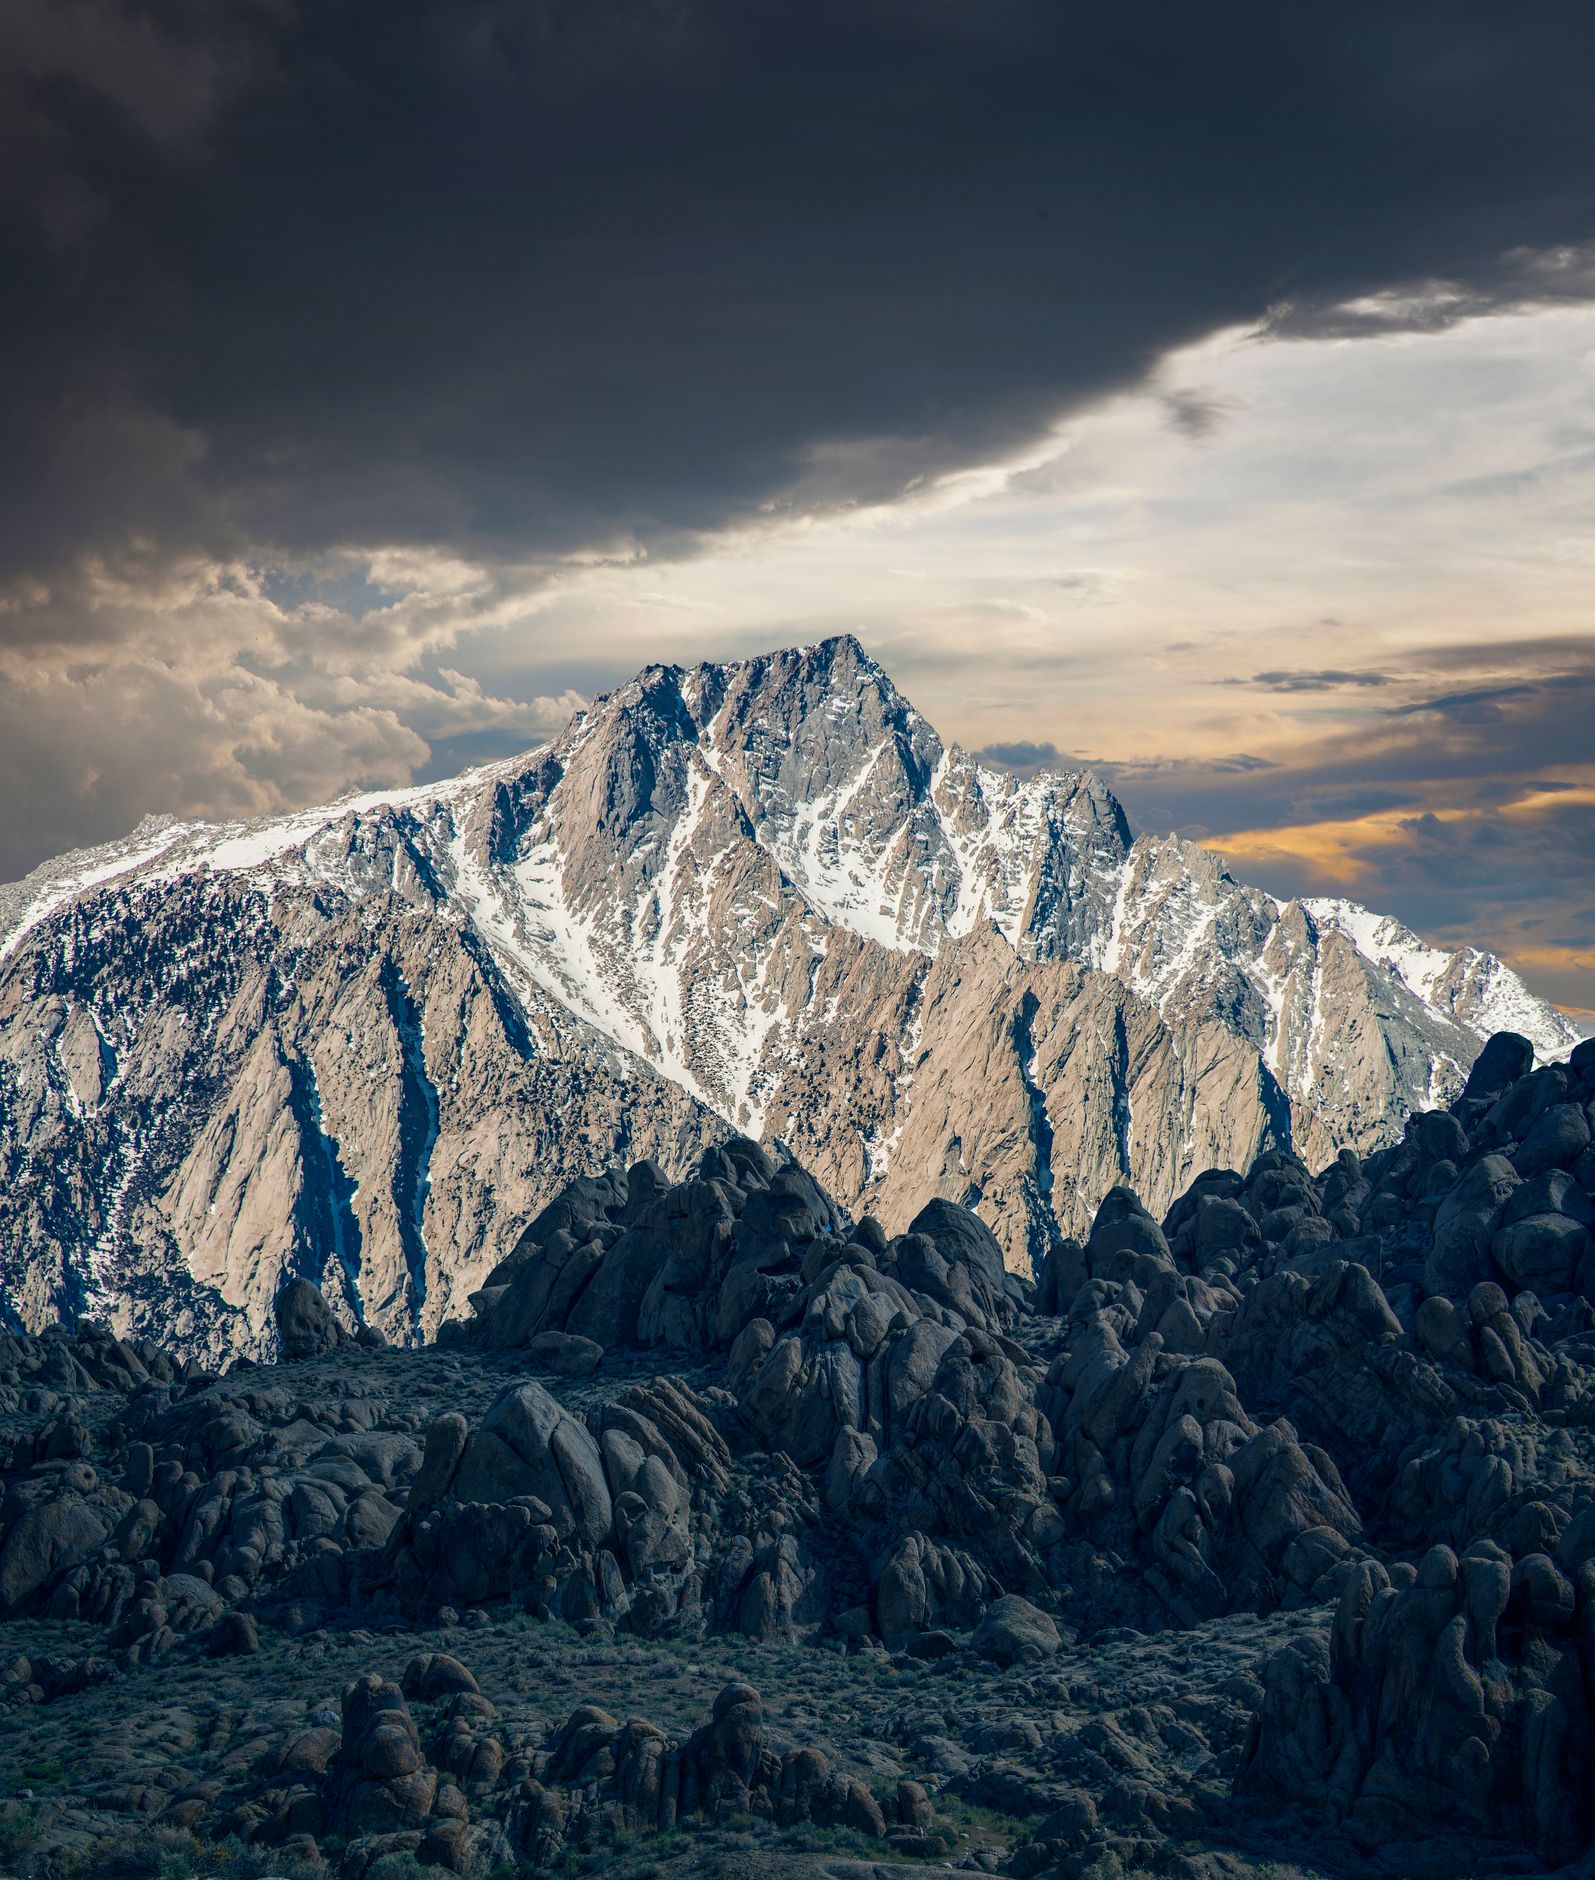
[0,635,1578,1358]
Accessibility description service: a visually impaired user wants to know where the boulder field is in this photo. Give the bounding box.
[2,1030,1594,1876]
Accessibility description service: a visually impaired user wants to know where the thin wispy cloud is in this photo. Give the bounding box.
[1223,670,1395,692]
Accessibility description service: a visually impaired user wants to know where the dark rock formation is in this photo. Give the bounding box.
[2,1031,1594,1875]
[274,1277,353,1361]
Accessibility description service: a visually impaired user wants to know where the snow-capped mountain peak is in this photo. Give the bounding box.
[0,636,1578,1358]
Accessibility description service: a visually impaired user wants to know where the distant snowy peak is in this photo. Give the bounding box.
[1305,897,1580,1058]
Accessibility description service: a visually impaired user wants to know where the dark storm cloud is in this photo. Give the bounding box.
[1391,681,1544,723]
[6,0,1595,613]
[974,743,1285,829]
[1160,389,1238,441]
[1410,634,1595,671]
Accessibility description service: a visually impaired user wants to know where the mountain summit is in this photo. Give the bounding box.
[0,636,1576,1357]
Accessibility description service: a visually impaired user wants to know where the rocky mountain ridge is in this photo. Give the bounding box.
[0,635,1579,1357]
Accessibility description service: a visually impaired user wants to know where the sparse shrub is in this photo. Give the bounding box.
[0,1800,42,1863]
[364,1854,432,1880]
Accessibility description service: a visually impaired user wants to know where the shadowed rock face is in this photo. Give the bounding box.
[1,639,1577,1360]
[275,1277,356,1361]
[3,1033,1594,1874]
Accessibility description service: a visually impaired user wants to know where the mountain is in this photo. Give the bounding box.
[0,635,1578,1358]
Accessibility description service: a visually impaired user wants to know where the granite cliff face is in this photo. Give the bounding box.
[0,636,1578,1355]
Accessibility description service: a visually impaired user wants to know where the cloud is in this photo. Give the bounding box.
[1084,751,1282,791]
[1161,387,1240,440]
[1204,754,1279,775]
[1233,669,1395,692]
[954,598,1055,625]
[6,3,1595,608]
[1390,681,1544,724]
[974,740,1066,774]
[1261,243,1595,341]
[1414,635,1595,672]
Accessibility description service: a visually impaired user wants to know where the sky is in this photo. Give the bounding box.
[2,2,1593,1015]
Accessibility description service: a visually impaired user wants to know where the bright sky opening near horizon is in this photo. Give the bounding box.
[3,3,1593,1018]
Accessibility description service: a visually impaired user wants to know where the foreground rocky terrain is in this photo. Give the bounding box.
[1,635,1577,1360]
[3,1027,1595,1877]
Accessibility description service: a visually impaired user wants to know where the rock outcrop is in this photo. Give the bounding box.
[1,1031,1593,1876]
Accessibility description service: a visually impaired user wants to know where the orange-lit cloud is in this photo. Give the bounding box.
[1212,771,1595,889]
[1211,812,1435,889]
[1207,769,1595,1014]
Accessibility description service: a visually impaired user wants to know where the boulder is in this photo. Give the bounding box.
[1428,1155,1520,1294]
[403,1653,480,1703]
[1463,1030,1535,1100]
[1493,1213,1591,1293]
[0,1494,112,1613]
[479,1382,612,1546]
[972,1594,1062,1665]
[1515,1102,1592,1178]
[525,1330,604,1377]
[907,1197,1009,1291]
[273,1278,350,1360]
